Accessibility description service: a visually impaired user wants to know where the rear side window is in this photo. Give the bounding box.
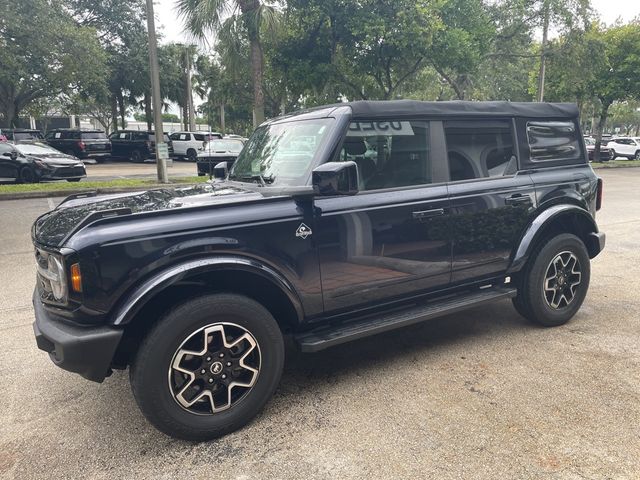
[194,133,205,141]
[81,132,107,139]
[527,121,581,161]
[133,132,149,141]
[444,120,516,181]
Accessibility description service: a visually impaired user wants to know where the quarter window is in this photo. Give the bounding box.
[340,120,430,190]
[444,120,516,181]
[527,121,581,161]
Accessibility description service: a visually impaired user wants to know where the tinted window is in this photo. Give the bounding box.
[14,131,43,140]
[340,120,430,190]
[445,120,516,181]
[169,133,181,140]
[133,132,148,141]
[147,133,171,142]
[527,121,581,161]
[194,133,205,141]
[81,132,107,139]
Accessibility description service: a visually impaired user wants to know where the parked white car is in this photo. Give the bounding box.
[607,137,640,160]
[169,131,223,161]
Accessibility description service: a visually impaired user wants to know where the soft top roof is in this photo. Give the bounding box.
[345,100,578,119]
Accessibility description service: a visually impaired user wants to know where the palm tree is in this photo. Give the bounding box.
[176,0,278,127]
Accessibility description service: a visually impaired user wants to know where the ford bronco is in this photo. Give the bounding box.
[32,101,605,440]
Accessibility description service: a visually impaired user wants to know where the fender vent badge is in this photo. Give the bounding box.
[296,223,312,239]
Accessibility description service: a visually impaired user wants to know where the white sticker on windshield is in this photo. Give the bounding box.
[348,121,415,137]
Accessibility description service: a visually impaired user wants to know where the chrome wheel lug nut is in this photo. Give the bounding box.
[206,356,211,362]
[226,362,232,367]
[219,353,224,358]
[221,374,227,379]
[200,369,206,374]
[208,378,214,383]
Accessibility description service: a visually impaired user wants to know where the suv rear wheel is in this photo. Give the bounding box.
[129,149,143,163]
[130,293,284,441]
[512,233,590,327]
[187,149,198,162]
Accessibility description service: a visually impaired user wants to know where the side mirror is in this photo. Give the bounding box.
[312,161,359,196]
[213,161,228,179]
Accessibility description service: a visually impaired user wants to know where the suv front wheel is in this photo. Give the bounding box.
[130,293,285,441]
[512,233,590,327]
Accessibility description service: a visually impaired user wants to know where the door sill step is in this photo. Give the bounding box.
[295,286,516,352]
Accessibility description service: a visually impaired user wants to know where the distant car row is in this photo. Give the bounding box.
[0,142,86,183]
[584,136,640,161]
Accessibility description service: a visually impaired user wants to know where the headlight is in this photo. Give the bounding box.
[46,254,67,301]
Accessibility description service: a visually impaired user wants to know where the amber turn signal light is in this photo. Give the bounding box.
[70,263,82,293]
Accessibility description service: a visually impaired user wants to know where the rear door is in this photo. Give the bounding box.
[444,119,536,283]
[109,131,130,157]
[314,119,452,313]
[0,143,18,179]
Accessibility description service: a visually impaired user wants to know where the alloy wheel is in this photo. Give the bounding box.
[543,251,582,309]
[168,322,261,415]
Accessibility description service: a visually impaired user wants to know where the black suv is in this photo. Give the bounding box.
[31,101,605,441]
[45,129,111,162]
[109,130,173,162]
[1,128,44,142]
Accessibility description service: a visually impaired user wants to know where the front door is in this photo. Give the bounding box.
[314,119,452,314]
[443,119,536,283]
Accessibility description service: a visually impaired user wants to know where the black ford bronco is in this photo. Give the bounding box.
[32,101,605,441]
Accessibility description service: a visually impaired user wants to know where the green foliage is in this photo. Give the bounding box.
[0,0,108,127]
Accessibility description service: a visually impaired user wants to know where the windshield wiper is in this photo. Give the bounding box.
[232,174,274,186]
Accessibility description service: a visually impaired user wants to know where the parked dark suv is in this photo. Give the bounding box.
[45,128,111,162]
[109,130,173,162]
[31,101,605,441]
[0,128,44,142]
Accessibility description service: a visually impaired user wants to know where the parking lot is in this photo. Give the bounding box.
[0,168,638,479]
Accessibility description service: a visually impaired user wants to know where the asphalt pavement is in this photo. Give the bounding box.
[84,158,196,180]
[0,169,638,479]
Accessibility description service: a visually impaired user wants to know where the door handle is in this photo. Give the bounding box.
[505,194,532,206]
[412,208,445,220]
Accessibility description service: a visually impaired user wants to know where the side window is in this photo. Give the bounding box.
[133,132,148,141]
[527,121,581,161]
[444,120,516,181]
[340,120,430,190]
[179,134,188,141]
[194,133,204,141]
[169,133,180,141]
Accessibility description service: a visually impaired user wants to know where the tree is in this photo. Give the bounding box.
[176,0,279,127]
[587,22,640,159]
[0,0,107,127]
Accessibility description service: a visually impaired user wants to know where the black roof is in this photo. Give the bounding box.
[345,100,579,119]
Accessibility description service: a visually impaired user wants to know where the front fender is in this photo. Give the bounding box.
[507,205,601,274]
[110,256,304,326]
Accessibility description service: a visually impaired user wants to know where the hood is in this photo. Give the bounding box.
[33,182,264,247]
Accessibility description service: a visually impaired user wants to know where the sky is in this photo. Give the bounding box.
[155,0,640,46]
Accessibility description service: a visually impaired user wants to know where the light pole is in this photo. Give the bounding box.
[145,0,168,183]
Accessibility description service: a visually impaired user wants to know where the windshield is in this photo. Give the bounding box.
[15,143,61,156]
[203,139,244,153]
[15,132,42,140]
[229,118,334,185]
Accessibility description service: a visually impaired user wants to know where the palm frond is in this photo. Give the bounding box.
[175,0,231,40]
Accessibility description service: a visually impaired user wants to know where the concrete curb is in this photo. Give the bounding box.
[0,185,170,201]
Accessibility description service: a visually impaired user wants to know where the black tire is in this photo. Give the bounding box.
[610,149,616,159]
[129,149,143,163]
[130,293,284,441]
[187,149,198,162]
[634,150,640,161]
[66,178,82,182]
[512,233,590,327]
[17,166,37,184]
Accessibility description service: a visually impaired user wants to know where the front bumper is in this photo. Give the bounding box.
[32,291,123,383]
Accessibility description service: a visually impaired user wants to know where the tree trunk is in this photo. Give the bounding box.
[186,55,196,131]
[111,93,118,132]
[249,37,265,127]
[220,103,226,134]
[182,104,188,130]
[593,101,611,163]
[537,0,550,102]
[117,90,126,129]
[144,92,152,130]
[2,102,16,128]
